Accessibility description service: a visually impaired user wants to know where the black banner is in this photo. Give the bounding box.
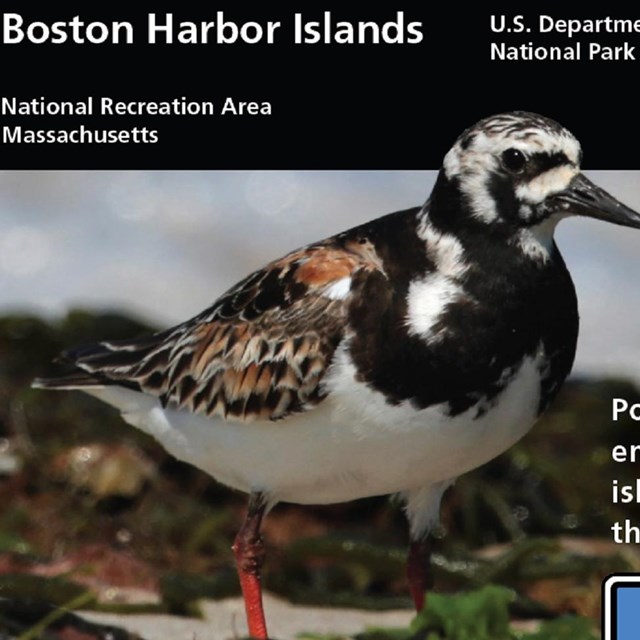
[1,5,638,168]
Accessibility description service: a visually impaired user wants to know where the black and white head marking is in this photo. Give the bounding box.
[441,112,582,261]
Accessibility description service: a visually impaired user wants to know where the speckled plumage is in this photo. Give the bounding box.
[35,112,640,636]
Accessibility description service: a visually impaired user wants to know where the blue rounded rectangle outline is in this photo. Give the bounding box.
[604,574,640,640]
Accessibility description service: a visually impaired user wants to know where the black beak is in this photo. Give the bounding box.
[550,173,640,229]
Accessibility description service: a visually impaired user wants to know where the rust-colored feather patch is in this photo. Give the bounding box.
[56,232,386,423]
[293,248,360,286]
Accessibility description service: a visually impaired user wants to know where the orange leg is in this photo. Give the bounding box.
[406,539,433,612]
[232,494,268,639]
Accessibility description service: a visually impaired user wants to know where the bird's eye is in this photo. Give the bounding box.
[501,148,527,173]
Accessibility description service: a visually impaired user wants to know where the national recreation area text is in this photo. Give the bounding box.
[0,96,272,145]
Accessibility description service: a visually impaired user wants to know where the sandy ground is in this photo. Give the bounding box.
[81,593,414,640]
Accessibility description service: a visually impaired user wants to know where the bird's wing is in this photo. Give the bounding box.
[36,237,386,422]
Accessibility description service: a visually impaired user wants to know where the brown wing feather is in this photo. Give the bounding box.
[54,237,385,422]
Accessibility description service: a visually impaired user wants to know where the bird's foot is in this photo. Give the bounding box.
[233,494,269,639]
[407,539,433,613]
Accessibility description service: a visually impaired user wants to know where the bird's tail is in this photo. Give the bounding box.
[32,371,105,390]
[32,330,173,392]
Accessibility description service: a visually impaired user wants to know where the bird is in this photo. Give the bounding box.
[34,111,640,639]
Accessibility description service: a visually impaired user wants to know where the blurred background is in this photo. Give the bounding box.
[1,171,640,635]
[2,170,640,380]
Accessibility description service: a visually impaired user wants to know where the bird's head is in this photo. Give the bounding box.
[435,111,640,243]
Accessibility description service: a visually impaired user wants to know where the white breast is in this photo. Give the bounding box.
[87,344,545,508]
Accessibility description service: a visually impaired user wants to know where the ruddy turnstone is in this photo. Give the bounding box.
[34,112,640,639]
